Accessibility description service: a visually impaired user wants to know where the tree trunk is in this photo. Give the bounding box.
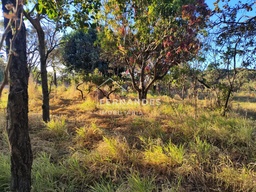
[40,54,50,122]
[25,14,50,122]
[138,89,147,100]
[6,9,33,192]
[76,82,84,100]
[37,28,50,122]
[222,85,232,117]
[53,68,57,87]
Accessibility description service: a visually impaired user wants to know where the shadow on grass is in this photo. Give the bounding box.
[234,108,256,120]
[233,96,256,103]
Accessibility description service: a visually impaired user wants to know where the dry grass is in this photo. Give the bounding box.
[0,83,256,191]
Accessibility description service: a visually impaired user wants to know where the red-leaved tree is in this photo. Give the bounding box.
[98,0,210,100]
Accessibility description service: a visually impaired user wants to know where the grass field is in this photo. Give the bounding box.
[0,83,256,192]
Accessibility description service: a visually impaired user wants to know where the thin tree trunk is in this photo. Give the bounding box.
[40,54,50,122]
[222,85,232,116]
[24,13,50,122]
[38,29,50,122]
[76,82,84,100]
[53,68,57,87]
[138,89,147,100]
[5,5,33,191]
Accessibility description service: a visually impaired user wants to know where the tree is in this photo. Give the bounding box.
[0,0,101,190]
[24,0,101,122]
[167,64,192,100]
[35,0,101,29]
[98,0,210,100]
[210,0,256,115]
[1,0,33,191]
[24,12,62,122]
[62,29,108,75]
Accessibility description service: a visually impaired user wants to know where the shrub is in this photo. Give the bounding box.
[45,117,68,138]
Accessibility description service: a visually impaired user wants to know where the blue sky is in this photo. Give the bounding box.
[0,0,253,24]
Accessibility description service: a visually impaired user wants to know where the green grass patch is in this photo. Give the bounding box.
[45,116,68,138]
[0,154,10,192]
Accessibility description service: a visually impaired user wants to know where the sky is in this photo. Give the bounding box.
[0,0,253,30]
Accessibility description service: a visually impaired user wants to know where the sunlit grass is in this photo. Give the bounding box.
[95,137,130,162]
[75,122,103,149]
[28,78,42,112]
[2,82,256,191]
[55,81,80,100]
[215,165,256,191]
[72,137,129,163]
[143,144,169,165]
[131,117,165,139]
[235,101,256,110]
[196,113,256,148]
[0,93,7,110]
[98,99,142,112]
[45,116,68,138]
[80,98,97,111]
[140,138,184,167]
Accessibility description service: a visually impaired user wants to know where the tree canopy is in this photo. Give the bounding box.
[34,0,101,29]
[97,0,210,99]
[61,29,108,75]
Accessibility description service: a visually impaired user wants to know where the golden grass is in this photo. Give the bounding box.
[216,165,256,191]
[1,83,256,191]
[74,122,103,149]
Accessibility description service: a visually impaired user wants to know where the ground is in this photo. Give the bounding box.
[0,83,256,192]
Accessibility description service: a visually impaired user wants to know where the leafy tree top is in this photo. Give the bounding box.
[98,0,210,78]
[27,0,101,29]
[211,0,255,68]
[61,29,103,73]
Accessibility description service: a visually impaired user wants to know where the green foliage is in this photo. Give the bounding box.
[36,0,101,29]
[32,152,64,191]
[90,179,116,192]
[32,152,78,192]
[61,29,108,74]
[0,154,10,192]
[189,136,213,163]
[83,69,106,85]
[62,156,92,185]
[98,0,210,99]
[126,173,156,192]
